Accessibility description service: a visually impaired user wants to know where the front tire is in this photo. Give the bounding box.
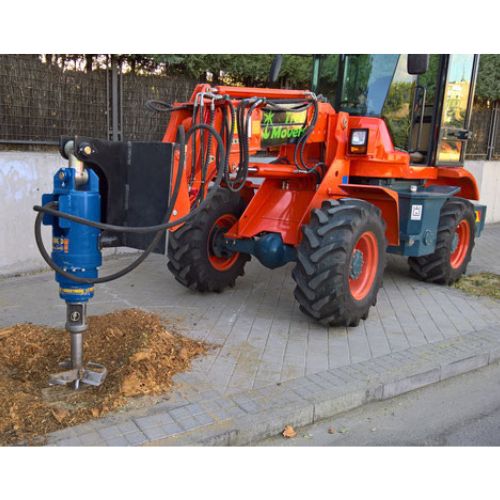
[408,198,475,285]
[292,199,387,327]
[167,188,250,292]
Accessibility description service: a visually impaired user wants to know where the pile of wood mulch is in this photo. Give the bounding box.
[0,309,210,446]
[455,272,500,300]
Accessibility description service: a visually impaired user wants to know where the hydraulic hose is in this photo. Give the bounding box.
[34,123,225,284]
[145,100,191,113]
[293,95,326,174]
[225,97,265,192]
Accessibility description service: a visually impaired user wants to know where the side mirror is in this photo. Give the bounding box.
[408,54,429,75]
[268,55,283,85]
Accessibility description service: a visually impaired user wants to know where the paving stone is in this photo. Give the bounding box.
[194,413,215,426]
[176,417,201,431]
[142,425,178,441]
[98,426,122,441]
[134,413,175,431]
[116,421,141,435]
[78,431,104,446]
[125,432,148,445]
[105,436,129,446]
[55,437,82,446]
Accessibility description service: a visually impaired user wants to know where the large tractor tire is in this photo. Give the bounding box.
[292,199,387,327]
[408,198,475,285]
[167,188,250,292]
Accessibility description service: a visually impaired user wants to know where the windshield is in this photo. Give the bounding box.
[338,54,400,116]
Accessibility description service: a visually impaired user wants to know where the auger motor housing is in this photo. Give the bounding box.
[41,142,107,389]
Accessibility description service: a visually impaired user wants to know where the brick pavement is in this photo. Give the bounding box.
[1,223,499,445]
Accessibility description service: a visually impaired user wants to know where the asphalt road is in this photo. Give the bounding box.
[259,361,500,446]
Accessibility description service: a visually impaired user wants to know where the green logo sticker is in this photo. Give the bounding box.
[260,109,307,146]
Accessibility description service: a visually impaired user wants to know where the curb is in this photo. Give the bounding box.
[48,325,500,446]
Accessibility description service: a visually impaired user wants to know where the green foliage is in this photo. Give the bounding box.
[146,54,313,88]
[316,54,339,102]
[43,54,500,104]
[475,54,500,103]
[384,81,413,114]
[416,54,440,102]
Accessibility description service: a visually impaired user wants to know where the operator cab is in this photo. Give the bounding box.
[311,54,479,167]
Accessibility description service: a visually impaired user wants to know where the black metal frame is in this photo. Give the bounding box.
[106,55,123,141]
[486,102,499,161]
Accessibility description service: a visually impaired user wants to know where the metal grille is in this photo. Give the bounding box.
[121,72,195,141]
[0,55,196,146]
[0,55,108,143]
[467,106,491,159]
[465,103,499,161]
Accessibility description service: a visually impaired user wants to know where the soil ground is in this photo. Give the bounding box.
[0,309,211,445]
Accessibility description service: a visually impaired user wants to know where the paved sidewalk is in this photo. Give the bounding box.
[1,223,499,445]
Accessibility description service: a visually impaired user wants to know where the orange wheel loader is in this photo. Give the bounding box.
[162,54,486,326]
[35,54,486,387]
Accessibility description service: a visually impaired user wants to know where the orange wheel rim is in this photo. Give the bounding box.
[207,214,239,271]
[349,231,379,301]
[450,219,471,269]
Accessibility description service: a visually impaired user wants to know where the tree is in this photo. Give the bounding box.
[475,54,500,104]
[147,54,313,88]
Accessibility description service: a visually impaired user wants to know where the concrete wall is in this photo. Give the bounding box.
[0,151,135,277]
[465,160,500,224]
[0,151,58,276]
[0,152,499,277]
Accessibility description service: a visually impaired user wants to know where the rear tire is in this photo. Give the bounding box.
[167,188,250,292]
[292,199,386,327]
[408,198,475,285]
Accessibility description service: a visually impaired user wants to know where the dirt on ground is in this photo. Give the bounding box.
[455,273,500,300]
[0,309,211,446]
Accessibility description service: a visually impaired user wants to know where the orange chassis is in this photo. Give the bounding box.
[163,83,480,249]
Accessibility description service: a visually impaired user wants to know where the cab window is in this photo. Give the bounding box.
[314,55,339,104]
[382,55,417,150]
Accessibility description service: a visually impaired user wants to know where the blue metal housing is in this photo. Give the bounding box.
[388,185,487,257]
[387,185,458,257]
[42,167,102,303]
[224,233,296,269]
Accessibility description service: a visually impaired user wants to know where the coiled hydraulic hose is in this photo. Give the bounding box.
[292,95,326,174]
[225,97,266,192]
[33,123,225,285]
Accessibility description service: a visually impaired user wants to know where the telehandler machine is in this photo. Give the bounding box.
[34,54,486,388]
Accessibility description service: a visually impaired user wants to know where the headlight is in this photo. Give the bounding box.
[349,128,369,154]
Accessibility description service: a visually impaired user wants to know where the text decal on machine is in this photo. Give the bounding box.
[261,109,307,147]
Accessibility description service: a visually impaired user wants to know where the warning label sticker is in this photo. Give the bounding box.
[411,204,423,221]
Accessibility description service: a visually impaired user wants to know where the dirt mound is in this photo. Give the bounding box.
[0,309,210,445]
